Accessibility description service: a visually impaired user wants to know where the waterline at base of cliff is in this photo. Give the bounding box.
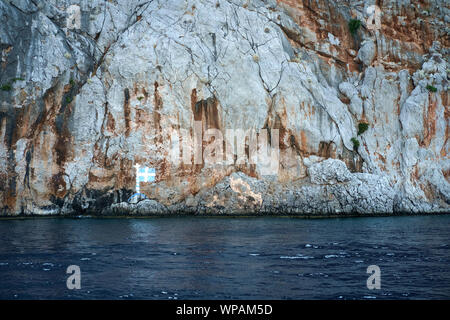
[2,168,448,216]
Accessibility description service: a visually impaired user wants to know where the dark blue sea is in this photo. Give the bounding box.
[0,215,449,299]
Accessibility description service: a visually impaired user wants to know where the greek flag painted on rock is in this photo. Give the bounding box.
[138,167,156,182]
[134,164,155,194]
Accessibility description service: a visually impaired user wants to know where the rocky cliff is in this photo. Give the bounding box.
[0,0,448,216]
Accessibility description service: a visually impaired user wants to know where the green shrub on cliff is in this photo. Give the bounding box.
[351,137,360,151]
[426,85,437,92]
[348,19,361,35]
[0,83,12,91]
[358,122,369,135]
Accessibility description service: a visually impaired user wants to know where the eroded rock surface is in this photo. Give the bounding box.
[0,0,448,216]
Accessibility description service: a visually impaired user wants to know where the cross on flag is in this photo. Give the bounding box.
[134,164,156,194]
[137,167,156,182]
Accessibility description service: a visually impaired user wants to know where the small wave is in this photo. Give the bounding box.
[249,253,260,256]
[324,255,338,259]
[363,296,377,299]
[280,254,314,260]
[80,257,91,261]
[299,272,329,278]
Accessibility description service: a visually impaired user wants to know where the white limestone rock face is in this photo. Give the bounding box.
[105,199,169,216]
[308,159,352,185]
[339,82,363,117]
[357,40,376,67]
[0,0,448,215]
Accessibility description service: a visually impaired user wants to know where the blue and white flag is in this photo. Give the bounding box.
[137,167,156,183]
[133,164,156,195]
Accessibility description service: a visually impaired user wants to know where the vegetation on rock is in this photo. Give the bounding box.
[426,84,437,92]
[351,137,360,151]
[348,19,361,35]
[0,83,12,91]
[358,122,369,135]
